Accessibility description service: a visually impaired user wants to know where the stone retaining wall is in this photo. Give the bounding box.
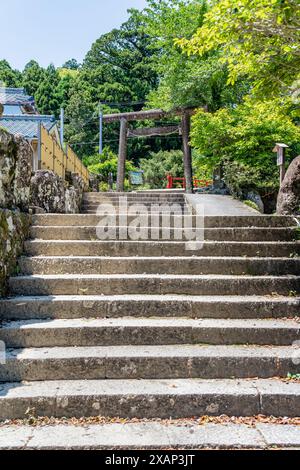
[0,128,86,296]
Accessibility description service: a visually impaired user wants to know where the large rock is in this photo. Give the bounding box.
[30,170,66,214]
[277,156,300,215]
[0,209,30,297]
[246,191,264,213]
[30,170,85,214]
[13,135,32,211]
[0,130,32,210]
[65,174,85,214]
[0,130,17,208]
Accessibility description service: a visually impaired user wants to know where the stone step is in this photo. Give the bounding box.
[32,214,296,228]
[1,421,300,450]
[1,345,299,382]
[81,210,188,215]
[1,318,299,348]
[9,274,300,296]
[18,256,300,276]
[29,226,297,241]
[0,378,299,420]
[24,240,300,258]
[82,196,186,201]
[82,200,187,207]
[1,295,299,320]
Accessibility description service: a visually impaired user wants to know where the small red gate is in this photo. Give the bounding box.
[166,174,212,189]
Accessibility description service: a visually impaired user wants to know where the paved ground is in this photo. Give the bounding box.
[0,422,299,449]
[186,194,259,216]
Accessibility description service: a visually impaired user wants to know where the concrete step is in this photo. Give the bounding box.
[32,214,296,228]
[1,318,299,348]
[1,421,300,450]
[29,226,297,241]
[9,274,300,296]
[1,295,299,320]
[18,256,300,276]
[0,344,299,382]
[0,378,299,420]
[24,240,300,258]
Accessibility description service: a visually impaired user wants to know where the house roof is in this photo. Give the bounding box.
[0,115,56,139]
[0,87,35,106]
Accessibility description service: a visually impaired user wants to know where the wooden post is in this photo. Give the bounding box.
[117,118,128,192]
[181,111,193,194]
[37,122,42,170]
[273,143,289,186]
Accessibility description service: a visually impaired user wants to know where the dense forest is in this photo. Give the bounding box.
[1,0,299,208]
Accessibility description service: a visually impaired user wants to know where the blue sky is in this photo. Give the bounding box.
[0,0,148,70]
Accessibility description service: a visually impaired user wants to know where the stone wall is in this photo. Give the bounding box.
[0,129,32,297]
[0,128,86,296]
[0,209,30,297]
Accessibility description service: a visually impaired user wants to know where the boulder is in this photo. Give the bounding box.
[30,170,66,213]
[65,173,85,214]
[13,135,32,211]
[246,191,264,213]
[0,130,32,210]
[277,156,300,215]
[0,130,17,208]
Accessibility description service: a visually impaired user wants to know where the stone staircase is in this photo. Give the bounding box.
[0,191,300,422]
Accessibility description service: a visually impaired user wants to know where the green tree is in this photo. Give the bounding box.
[0,60,22,87]
[64,10,162,159]
[22,60,45,96]
[35,64,60,116]
[84,147,136,181]
[143,0,250,112]
[62,59,80,70]
[178,0,300,97]
[191,99,300,199]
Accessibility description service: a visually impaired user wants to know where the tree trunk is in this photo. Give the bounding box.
[276,155,300,215]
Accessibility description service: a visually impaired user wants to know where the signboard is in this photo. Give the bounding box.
[129,171,144,185]
[277,147,284,166]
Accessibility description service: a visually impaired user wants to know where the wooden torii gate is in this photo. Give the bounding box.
[103,108,195,193]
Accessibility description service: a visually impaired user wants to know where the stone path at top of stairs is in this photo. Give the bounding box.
[0,191,300,444]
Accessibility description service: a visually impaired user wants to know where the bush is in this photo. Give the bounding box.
[140,150,184,189]
[83,147,137,184]
[244,200,260,212]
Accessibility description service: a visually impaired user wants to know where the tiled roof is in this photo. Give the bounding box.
[0,87,35,106]
[0,115,56,139]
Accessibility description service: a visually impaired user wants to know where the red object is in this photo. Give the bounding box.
[166,174,212,189]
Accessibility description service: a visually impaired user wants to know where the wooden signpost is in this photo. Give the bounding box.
[273,143,289,185]
[103,108,196,193]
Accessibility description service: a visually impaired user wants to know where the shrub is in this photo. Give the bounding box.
[140,150,184,189]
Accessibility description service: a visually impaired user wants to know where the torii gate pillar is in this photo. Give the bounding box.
[117,117,128,192]
[181,111,193,194]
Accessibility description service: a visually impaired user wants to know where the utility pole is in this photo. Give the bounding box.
[60,108,64,148]
[181,110,193,194]
[99,103,103,155]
